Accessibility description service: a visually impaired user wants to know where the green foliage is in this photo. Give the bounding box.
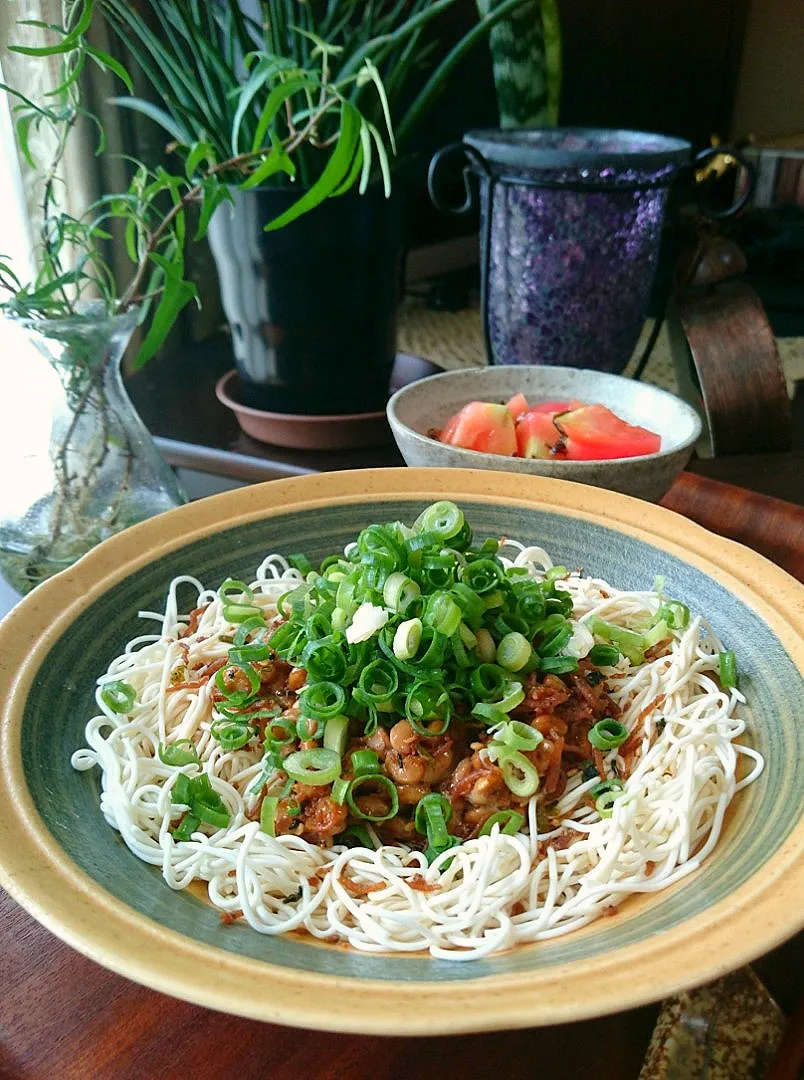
[0,0,395,364]
[100,0,532,186]
[476,0,562,128]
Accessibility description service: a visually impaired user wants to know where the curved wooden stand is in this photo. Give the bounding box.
[666,280,793,457]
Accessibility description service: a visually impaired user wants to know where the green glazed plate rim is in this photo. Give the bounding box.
[0,468,802,1034]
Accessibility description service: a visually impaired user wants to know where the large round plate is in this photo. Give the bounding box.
[0,468,802,1033]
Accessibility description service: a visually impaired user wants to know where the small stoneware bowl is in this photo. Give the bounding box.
[387,366,702,501]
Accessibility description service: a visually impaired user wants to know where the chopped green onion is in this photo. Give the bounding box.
[296,715,321,740]
[538,656,579,675]
[642,620,669,649]
[346,774,399,821]
[479,809,525,836]
[475,628,496,662]
[194,802,231,829]
[393,617,422,660]
[423,591,462,637]
[213,663,260,706]
[496,746,540,797]
[341,824,377,849]
[218,578,254,602]
[351,749,381,778]
[425,835,461,867]
[588,643,620,667]
[172,773,192,805]
[283,748,341,786]
[496,681,526,712]
[719,649,739,690]
[322,714,349,756]
[537,618,573,657]
[383,572,421,613]
[260,796,279,836]
[658,600,689,629]
[414,501,465,540]
[592,778,625,818]
[223,602,263,623]
[499,720,544,752]
[228,641,271,664]
[545,565,569,583]
[471,662,508,701]
[158,739,200,767]
[264,718,296,746]
[355,659,398,705]
[233,615,267,646]
[301,638,346,682]
[405,680,451,735]
[172,813,199,841]
[331,777,350,805]
[461,558,504,594]
[588,718,629,750]
[288,553,314,576]
[100,680,136,714]
[496,631,532,672]
[471,702,511,727]
[413,792,453,835]
[210,718,254,751]
[298,680,347,720]
[591,618,645,666]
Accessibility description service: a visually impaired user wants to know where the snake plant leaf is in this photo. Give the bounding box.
[475,0,561,128]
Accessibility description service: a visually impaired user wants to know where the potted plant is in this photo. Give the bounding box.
[0,0,392,592]
[99,0,530,415]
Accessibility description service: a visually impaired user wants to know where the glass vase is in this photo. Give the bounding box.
[0,306,186,595]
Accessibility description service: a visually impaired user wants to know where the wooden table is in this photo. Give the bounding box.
[2,347,803,1080]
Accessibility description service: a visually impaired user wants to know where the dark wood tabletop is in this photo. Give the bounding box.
[2,340,803,1080]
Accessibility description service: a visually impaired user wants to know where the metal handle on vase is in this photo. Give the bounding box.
[427,142,498,365]
[691,145,757,220]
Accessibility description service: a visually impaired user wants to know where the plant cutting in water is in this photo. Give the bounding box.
[0,0,396,593]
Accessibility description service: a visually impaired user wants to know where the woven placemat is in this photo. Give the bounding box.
[397,297,804,396]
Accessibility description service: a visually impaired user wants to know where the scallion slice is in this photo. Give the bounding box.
[283,748,341,786]
[227,641,271,664]
[383,571,421,613]
[413,501,465,541]
[588,718,629,750]
[345,774,399,821]
[496,631,532,672]
[393,617,422,661]
[158,739,199,767]
[218,578,254,602]
[322,714,349,756]
[298,680,347,720]
[500,720,543,752]
[351,749,381,778]
[210,718,254,751]
[588,643,620,667]
[213,663,260,706]
[496,747,540,797]
[223,601,263,624]
[331,777,350,805]
[479,809,525,836]
[100,680,136,714]
[260,795,279,836]
[592,778,625,818]
[719,649,738,689]
[172,813,199,841]
[591,618,645,666]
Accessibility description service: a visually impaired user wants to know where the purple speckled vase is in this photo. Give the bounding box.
[443,129,692,373]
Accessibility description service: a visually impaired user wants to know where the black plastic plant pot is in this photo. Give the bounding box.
[208,184,403,415]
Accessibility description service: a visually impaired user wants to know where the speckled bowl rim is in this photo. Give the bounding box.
[387,366,703,468]
[0,469,801,1035]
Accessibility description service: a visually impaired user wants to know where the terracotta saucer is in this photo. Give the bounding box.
[215,369,392,451]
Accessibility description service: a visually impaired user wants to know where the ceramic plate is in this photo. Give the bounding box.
[0,468,802,1034]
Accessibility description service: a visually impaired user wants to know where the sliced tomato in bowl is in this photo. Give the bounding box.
[556,404,662,460]
[439,401,517,456]
[515,409,566,459]
[505,393,530,421]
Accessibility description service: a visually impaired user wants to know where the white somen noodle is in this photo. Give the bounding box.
[72,540,763,960]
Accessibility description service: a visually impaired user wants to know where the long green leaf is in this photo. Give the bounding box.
[397,0,531,146]
[84,44,134,93]
[9,0,93,56]
[264,100,362,231]
[108,97,190,144]
[195,182,233,241]
[134,254,198,369]
[249,75,311,154]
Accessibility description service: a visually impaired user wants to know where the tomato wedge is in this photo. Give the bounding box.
[505,393,529,421]
[439,401,517,456]
[516,409,565,459]
[527,399,577,415]
[557,404,661,460]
